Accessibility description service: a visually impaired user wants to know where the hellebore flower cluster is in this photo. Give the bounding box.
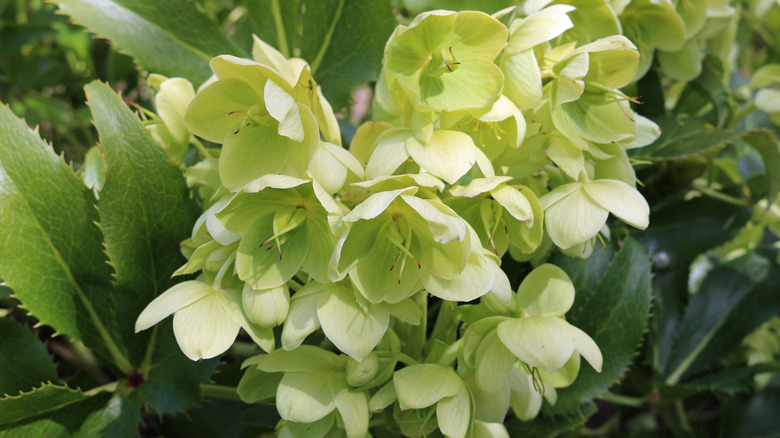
[136,6,656,438]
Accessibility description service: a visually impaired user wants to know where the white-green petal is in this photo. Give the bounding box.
[401,195,466,244]
[406,129,477,185]
[472,421,510,438]
[343,187,417,222]
[251,34,296,84]
[277,371,337,423]
[422,250,494,302]
[437,386,471,438]
[491,185,533,222]
[155,77,194,144]
[501,49,543,110]
[449,176,512,198]
[475,330,517,394]
[393,364,462,410]
[515,263,575,317]
[281,283,323,350]
[249,345,339,372]
[505,5,575,54]
[308,146,347,194]
[569,324,603,372]
[365,128,413,180]
[206,197,242,245]
[330,379,370,438]
[317,286,390,362]
[321,141,365,179]
[135,280,213,332]
[583,179,649,230]
[172,291,241,360]
[265,79,304,142]
[543,184,609,249]
[497,316,576,373]
[242,174,309,192]
[507,368,542,421]
[243,284,290,327]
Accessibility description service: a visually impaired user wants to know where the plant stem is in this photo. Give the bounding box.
[270,0,290,58]
[201,384,242,402]
[691,182,752,207]
[395,352,420,366]
[675,400,692,433]
[599,391,649,408]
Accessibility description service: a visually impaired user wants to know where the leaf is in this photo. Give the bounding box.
[683,363,780,395]
[85,80,199,364]
[139,324,220,415]
[506,403,597,438]
[742,129,780,206]
[54,0,245,85]
[663,254,780,383]
[246,0,397,112]
[0,383,111,430]
[720,382,780,438]
[633,196,752,269]
[73,393,142,438]
[0,318,58,396]
[630,114,741,160]
[0,105,118,365]
[545,238,652,415]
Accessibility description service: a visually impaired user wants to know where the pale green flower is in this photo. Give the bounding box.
[135,280,274,360]
[540,179,649,250]
[384,10,507,112]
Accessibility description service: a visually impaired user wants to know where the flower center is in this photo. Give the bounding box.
[259,206,307,260]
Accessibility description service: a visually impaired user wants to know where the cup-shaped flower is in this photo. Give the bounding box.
[496,264,602,374]
[135,280,274,360]
[393,363,473,438]
[384,10,507,112]
[546,36,640,150]
[216,175,339,290]
[447,176,544,257]
[365,127,495,185]
[184,55,320,190]
[500,5,575,110]
[147,75,195,162]
[540,179,649,250]
[441,95,526,160]
[332,186,496,303]
[244,346,371,438]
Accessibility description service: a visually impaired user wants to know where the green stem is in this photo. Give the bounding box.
[424,301,455,357]
[404,292,427,361]
[201,384,242,402]
[599,391,649,408]
[309,0,344,75]
[84,381,119,396]
[213,253,237,290]
[395,352,420,366]
[270,0,290,58]
[139,325,158,376]
[675,400,692,433]
[691,183,752,207]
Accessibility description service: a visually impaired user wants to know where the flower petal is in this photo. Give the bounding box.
[406,130,477,184]
[542,184,608,249]
[583,179,649,230]
[135,280,213,332]
[497,316,575,373]
[172,291,241,360]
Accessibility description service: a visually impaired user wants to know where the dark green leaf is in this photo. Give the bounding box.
[85,80,198,364]
[139,325,219,415]
[508,403,596,438]
[74,393,142,438]
[0,318,58,396]
[546,238,652,415]
[673,56,730,128]
[0,104,120,367]
[720,379,780,438]
[0,383,111,431]
[684,363,780,395]
[742,129,780,206]
[54,0,246,85]
[663,253,780,383]
[244,0,298,58]
[630,115,741,160]
[300,0,396,111]
[633,196,752,269]
[245,0,397,112]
